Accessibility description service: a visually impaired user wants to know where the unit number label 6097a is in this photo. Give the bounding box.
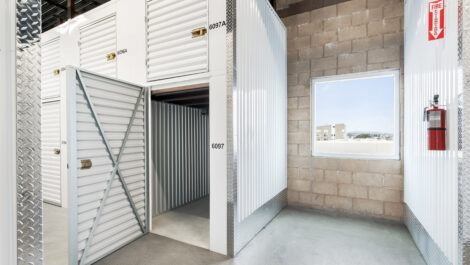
[209,21,226,30]
[211,143,225,149]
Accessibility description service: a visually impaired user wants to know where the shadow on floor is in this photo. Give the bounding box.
[95,208,427,265]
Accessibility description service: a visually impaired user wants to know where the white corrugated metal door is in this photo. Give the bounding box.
[146,0,209,81]
[42,100,62,205]
[41,37,61,100]
[68,69,148,264]
[80,15,117,78]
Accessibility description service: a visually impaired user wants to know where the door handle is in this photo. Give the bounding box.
[53,69,60,75]
[192,27,207,38]
[54,148,61,155]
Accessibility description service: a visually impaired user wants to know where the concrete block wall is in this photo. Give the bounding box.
[281,0,405,221]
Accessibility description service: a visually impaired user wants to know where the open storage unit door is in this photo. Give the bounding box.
[66,67,149,264]
[146,0,209,81]
[80,15,118,78]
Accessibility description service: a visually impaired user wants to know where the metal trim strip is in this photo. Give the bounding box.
[67,68,79,265]
[226,0,237,256]
[460,0,470,263]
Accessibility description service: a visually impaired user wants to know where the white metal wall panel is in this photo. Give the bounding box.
[68,70,147,264]
[152,101,209,216]
[235,0,287,222]
[146,0,209,81]
[404,0,459,264]
[80,16,117,78]
[42,101,62,205]
[41,37,61,99]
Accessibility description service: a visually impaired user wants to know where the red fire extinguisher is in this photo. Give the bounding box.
[424,95,446,151]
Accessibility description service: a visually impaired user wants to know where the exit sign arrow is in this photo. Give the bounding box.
[429,0,445,41]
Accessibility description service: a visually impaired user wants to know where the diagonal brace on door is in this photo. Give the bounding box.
[76,70,146,265]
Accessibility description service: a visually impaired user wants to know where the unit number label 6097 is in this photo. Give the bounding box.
[211,143,225,149]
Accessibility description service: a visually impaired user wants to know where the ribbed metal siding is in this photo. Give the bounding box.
[146,0,208,81]
[42,101,62,205]
[71,71,146,264]
[152,101,209,216]
[235,0,287,222]
[41,37,61,100]
[404,0,459,263]
[80,15,117,78]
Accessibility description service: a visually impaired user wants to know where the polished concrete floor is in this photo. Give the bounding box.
[96,208,426,265]
[151,197,210,249]
[44,203,68,265]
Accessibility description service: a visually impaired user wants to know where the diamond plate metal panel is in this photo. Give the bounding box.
[15,0,43,264]
[405,205,452,265]
[226,0,236,256]
[461,0,470,263]
[461,0,470,264]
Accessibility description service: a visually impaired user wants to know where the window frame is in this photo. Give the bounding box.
[310,70,401,160]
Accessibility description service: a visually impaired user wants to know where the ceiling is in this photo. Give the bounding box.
[42,0,280,33]
[42,0,111,32]
[152,87,209,110]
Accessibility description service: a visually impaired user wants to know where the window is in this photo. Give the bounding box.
[311,70,400,160]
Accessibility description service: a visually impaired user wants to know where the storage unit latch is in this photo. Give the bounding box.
[81,159,92,170]
[106,52,116,61]
[192,27,207,38]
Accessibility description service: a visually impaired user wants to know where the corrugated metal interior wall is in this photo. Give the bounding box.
[152,101,209,216]
[235,0,287,222]
[404,0,460,263]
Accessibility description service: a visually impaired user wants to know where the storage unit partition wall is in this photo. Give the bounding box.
[404,0,461,264]
[226,0,287,255]
[41,0,287,261]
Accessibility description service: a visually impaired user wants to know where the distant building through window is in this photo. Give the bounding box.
[311,70,400,160]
